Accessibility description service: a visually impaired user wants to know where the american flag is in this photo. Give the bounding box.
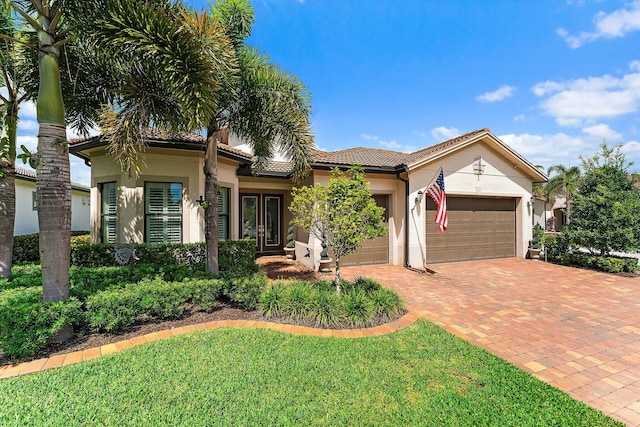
[426,167,448,234]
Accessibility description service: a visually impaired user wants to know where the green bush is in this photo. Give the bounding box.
[68,263,203,301]
[342,289,375,327]
[12,233,39,263]
[282,280,314,319]
[260,282,287,318]
[0,287,82,357]
[552,253,637,273]
[370,287,404,319]
[222,272,267,310]
[0,264,42,291]
[308,288,342,328]
[85,277,224,333]
[262,278,405,328]
[15,234,258,275]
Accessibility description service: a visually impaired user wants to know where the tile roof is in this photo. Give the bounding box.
[313,147,409,168]
[68,128,205,146]
[15,166,90,191]
[312,128,490,169]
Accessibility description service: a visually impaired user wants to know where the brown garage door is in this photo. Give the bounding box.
[340,195,389,266]
[426,196,515,263]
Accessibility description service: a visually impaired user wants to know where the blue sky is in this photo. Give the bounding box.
[16,0,640,184]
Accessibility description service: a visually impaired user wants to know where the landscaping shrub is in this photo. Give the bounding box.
[552,253,637,273]
[542,233,637,273]
[308,288,342,328]
[260,282,287,318]
[12,233,39,263]
[222,272,267,310]
[68,263,203,301]
[342,289,375,327]
[16,234,258,275]
[85,277,224,333]
[261,277,405,328]
[0,264,42,291]
[281,280,314,319]
[0,287,82,357]
[370,287,404,319]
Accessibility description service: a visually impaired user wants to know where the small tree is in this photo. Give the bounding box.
[290,165,386,287]
[564,143,640,255]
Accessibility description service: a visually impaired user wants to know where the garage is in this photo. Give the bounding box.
[340,194,390,266]
[425,196,516,263]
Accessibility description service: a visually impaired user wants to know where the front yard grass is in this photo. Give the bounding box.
[0,320,621,426]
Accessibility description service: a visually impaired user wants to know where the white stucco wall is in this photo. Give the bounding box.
[14,177,90,236]
[406,141,536,269]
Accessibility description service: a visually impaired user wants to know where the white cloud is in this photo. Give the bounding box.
[531,62,640,126]
[499,125,625,168]
[430,126,460,141]
[476,85,516,103]
[360,134,416,153]
[513,114,526,122]
[559,0,640,48]
[581,124,623,140]
[622,140,640,153]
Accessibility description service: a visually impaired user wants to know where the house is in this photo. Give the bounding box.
[14,167,91,236]
[69,128,547,270]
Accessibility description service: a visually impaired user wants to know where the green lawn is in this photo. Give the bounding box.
[0,320,621,426]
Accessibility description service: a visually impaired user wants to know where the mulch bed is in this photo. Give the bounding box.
[1,258,404,368]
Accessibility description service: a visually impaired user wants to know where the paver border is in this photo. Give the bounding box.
[0,311,420,379]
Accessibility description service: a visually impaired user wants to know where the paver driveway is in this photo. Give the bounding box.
[342,258,640,426]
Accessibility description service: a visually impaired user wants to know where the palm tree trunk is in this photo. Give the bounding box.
[0,159,15,279]
[0,102,18,278]
[204,125,220,274]
[36,18,71,315]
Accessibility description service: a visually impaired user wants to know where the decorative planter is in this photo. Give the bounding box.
[284,246,296,260]
[528,248,541,260]
[318,258,333,273]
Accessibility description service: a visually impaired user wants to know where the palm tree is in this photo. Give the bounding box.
[546,164,582,223]
[1,0,233,328]
[0,11,28,278]
[202,0,314,273]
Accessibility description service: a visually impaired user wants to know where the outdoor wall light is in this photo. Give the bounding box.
[415,190,423,204]
[473,156,485,175]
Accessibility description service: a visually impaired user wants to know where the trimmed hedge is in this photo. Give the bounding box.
[0,287,82,357]
[542,233,638,273]
[13,233,258,275]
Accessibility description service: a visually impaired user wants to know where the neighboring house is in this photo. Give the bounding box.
[69,128,547,270]
[14,167,91,236]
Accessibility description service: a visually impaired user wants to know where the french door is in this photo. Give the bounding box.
[240,194,283,255]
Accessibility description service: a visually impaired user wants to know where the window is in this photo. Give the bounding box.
[100,182,117,243]
[32,192,37,211]
[145,182,182,244]
[218,187,230,240]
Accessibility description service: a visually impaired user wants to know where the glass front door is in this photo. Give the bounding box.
[241,194,283,254]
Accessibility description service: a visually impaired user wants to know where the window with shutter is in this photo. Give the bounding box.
[218,187,230,240]
[100,182,117,243]
[145,182,183,244]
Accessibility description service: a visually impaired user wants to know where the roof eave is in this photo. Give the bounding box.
[311,162,399,174]
[406,130,548,182]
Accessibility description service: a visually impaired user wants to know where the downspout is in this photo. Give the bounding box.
[395,165,411,268]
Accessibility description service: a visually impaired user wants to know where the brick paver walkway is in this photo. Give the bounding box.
[341,258,640,426]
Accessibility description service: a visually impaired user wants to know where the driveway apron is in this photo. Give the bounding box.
[342,258,640,426]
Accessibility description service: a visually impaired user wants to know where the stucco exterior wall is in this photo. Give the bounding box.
[14,177,90,236]
[296,170,405,270]
[406,141,535,269]
[89,148,241,244]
